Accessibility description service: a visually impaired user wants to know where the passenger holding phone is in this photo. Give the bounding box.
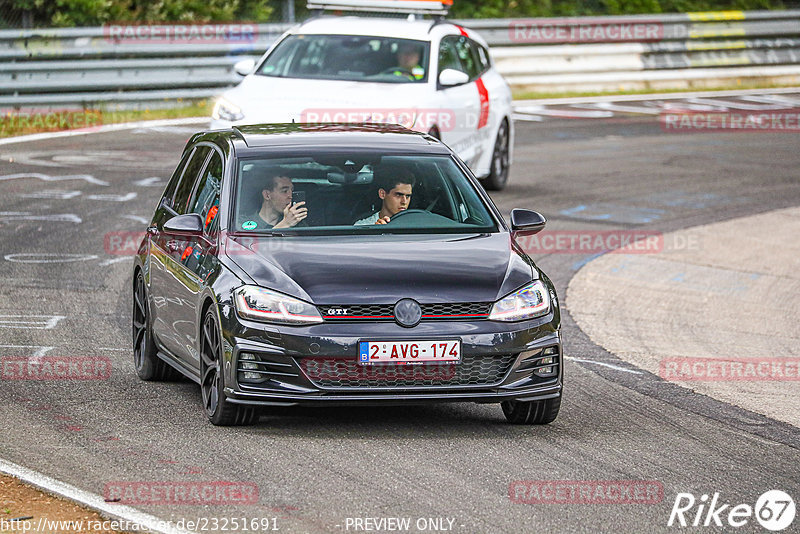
[251,169,308,229]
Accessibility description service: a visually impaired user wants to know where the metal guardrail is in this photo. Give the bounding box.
[1,11,798,108]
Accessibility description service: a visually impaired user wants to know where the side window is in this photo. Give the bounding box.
[172,146,211,214]
[454,37,481,80]
[438,37,463,75]
[189,151,223,234]
[161,148,193,206]
[474,42,490,73]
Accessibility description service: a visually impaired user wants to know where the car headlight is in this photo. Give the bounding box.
[212,97,244,122]
[489,280,551,322]
[234,286,322,325]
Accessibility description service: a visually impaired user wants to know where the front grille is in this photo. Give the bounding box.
[298,354,516,389]
[319,302,491,322]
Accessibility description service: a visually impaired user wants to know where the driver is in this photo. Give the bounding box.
[389,42,424,81]
[354,169,414,225]
[245,168,308,230]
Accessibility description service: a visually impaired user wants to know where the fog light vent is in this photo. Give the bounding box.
[239,353,261,380]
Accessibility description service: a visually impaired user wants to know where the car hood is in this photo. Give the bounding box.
[225,233,535,305]
[222,75,432,126]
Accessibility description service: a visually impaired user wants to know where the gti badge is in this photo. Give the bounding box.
[327,308,349,315]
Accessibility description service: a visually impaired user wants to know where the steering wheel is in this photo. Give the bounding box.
[379,66,415,79]
[388,209,429,222]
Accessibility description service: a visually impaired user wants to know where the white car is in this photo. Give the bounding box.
[210,5,514,190]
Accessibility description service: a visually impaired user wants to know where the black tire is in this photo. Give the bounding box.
[132,271,180,381]
[501,396,561,425]
[480,119,510,191]
[200,309,258,426]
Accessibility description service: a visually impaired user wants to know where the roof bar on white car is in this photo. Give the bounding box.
[306,0,452,16]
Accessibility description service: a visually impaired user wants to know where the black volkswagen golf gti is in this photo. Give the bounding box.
[132,124,562,426]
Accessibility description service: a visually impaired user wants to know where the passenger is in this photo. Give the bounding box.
[354,169,414,225]
[244,168,307,230]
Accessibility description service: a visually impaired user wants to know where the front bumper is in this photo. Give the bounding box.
[220,306,562,407]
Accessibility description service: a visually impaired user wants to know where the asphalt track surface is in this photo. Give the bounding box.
[0,112,799,533]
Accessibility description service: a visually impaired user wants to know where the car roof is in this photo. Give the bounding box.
[291,15,461,41]
[212,123,452,155]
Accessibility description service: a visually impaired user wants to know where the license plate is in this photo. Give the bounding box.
[359,340,460,365]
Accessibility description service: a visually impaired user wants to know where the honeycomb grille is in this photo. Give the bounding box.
[299,354,516,388]
[319,302,491,322]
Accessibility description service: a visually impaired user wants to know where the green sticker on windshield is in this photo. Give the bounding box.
[262,65,275,73]
[242,220,257,230]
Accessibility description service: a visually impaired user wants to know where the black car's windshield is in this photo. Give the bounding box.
[257,34,430,83]
[233,153,498,234]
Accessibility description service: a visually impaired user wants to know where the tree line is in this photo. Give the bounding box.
[0,0,788,28]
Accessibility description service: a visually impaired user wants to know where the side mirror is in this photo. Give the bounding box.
[438,69,469,87]
[163,213,204,235]
[233,58,256,77]
[510,209,546,236]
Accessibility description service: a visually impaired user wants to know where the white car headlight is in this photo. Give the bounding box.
[212,97,244,122]
[489,280,551,322]
[234,286,322,325]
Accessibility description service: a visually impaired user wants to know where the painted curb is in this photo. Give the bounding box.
[0,457,196,534]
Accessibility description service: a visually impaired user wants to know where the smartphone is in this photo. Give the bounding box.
[292,190,306,206]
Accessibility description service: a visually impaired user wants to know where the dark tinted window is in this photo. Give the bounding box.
[453,36,481,80]
[172,146,211,214]
[189,151,223,233]
[474,42,490,72]
[438,37,463,74]
[233,153,497,234]
[161,148,193,207]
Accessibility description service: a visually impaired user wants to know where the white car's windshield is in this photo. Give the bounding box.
[256,34,430,83]
[233,153,498,234]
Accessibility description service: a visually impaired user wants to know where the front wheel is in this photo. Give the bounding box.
[480,119,510,191]
[501,396,561,425]
[200,309,258,426]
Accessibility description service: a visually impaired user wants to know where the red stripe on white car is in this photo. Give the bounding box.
[475,78,490,129]
[454,24,468,37]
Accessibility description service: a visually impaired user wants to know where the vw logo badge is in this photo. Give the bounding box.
[394,299,422,328]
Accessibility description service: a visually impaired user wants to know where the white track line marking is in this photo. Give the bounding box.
[5,253,97,263]
[0,345,55,357]
[98,257,130,266]
[565,356,643,374]
[0,173,108,186]
[0,315,65,329]
[86,192,137,202]
[18,190,82,200]
[122,214,149,224]
[0,117,207,147]
[0,458,195,534]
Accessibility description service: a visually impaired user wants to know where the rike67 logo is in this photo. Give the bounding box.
[668,490,795,531]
